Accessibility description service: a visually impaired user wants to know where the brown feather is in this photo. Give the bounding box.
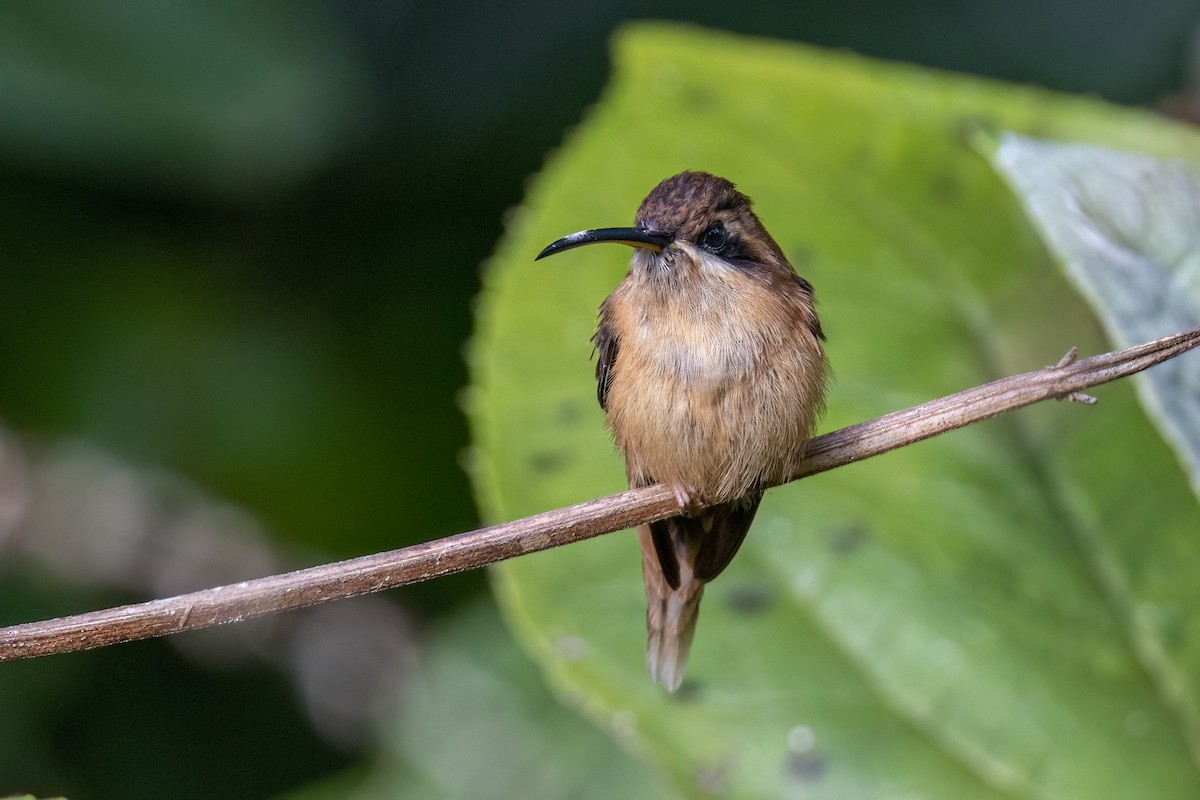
[638,522,704,692]
[549,172,828,691]
[638,493,761,687]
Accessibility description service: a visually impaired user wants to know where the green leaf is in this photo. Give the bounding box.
[468,22,1200,798]
[991,134,1200,499]
[325,601,665,800]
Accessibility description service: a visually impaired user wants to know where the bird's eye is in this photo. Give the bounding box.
[701,221,727,253]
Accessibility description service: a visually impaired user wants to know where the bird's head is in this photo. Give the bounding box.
[536,171,788,282]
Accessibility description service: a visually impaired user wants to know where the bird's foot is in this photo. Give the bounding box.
[669,483,704,516]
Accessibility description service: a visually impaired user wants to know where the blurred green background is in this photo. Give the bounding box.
[1,2,1198,798]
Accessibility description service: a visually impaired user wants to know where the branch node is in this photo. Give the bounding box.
[1052,346,1079,369]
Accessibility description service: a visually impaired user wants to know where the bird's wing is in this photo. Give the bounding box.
[791,274,826,342]
[592,318,619,411]
[647,493,763,589]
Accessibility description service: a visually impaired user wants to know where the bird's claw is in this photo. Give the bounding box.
[670,483,704,516]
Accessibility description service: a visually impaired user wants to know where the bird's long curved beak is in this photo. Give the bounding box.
[535,227,672,261]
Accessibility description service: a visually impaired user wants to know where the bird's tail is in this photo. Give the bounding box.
[639,522,704,692]
[637,494,761,692]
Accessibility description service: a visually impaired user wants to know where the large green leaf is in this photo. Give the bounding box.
[281,601,665,800]
[468,23,1200,799]
[992,135,1200,499]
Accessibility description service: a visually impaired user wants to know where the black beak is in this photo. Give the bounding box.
[535,227,672,261]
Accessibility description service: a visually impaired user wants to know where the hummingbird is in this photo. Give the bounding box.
[536,171,827,691]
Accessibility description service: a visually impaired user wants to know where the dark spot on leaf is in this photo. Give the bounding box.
[1156,604,1187,648]
[827,523,868,556]
[930,173,960,204]
[528,450,570,474]
[695,761,729,795]
[786,244,814,268]
[672,678,703,703]
[954,114,999,148]
[725,584,774,615]
[683,85,717,113]
[553,400,582,425]
[785,751,827,783]
[848,145,872,169]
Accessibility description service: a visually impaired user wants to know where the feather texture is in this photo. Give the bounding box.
[546,172,828,690]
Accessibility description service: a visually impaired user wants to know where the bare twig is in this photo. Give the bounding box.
[2,327,1198,662]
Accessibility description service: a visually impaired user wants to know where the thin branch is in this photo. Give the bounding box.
[2,327,1198,662]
